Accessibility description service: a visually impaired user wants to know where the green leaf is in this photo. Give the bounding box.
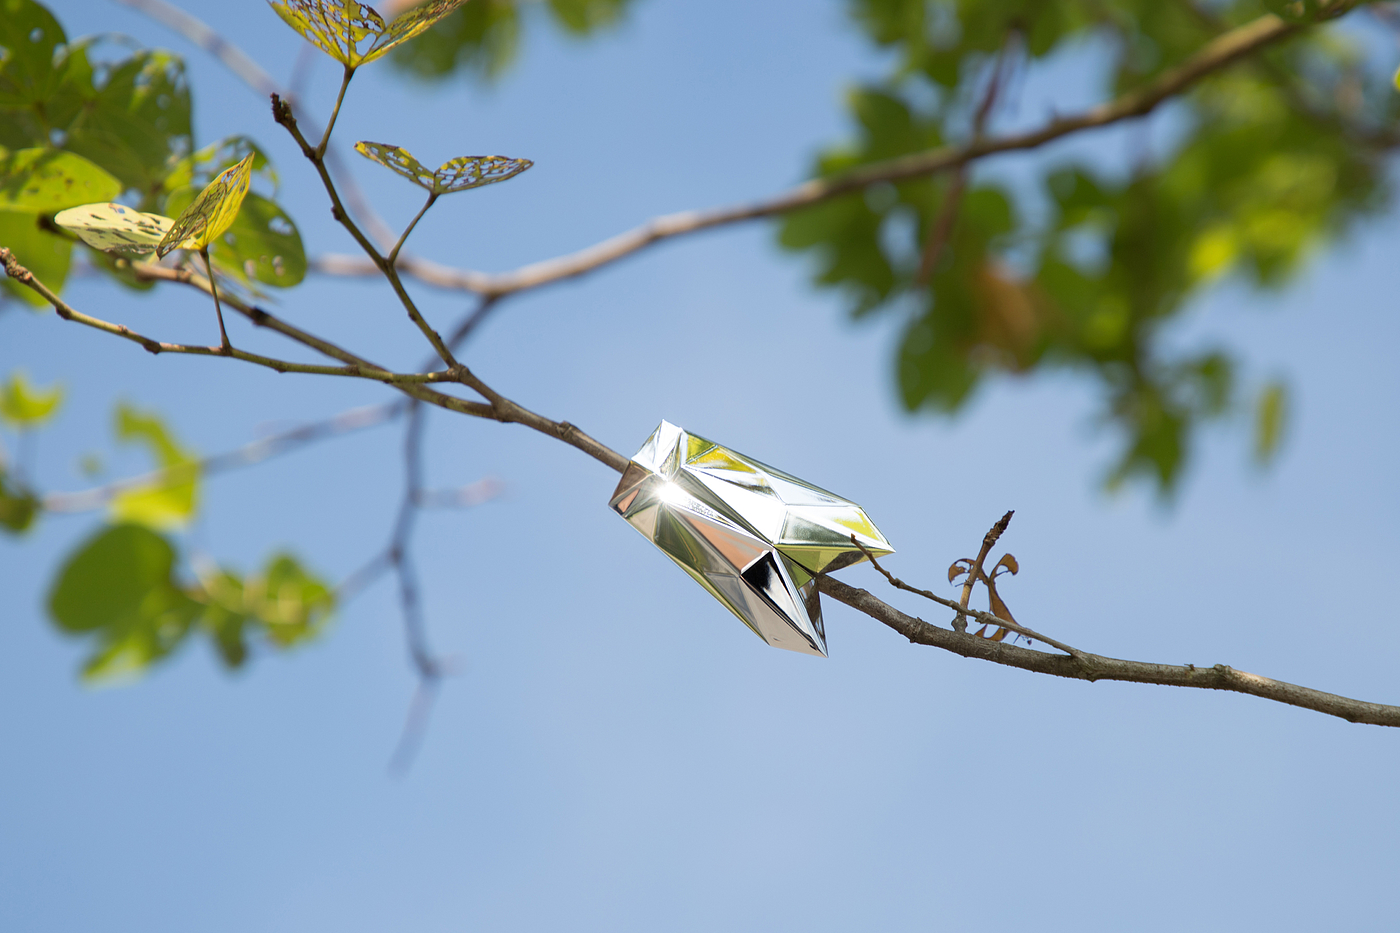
[0,0,68,109]
[0,147,123,211]
[53,201,178,255]
[269,0,467,68]
[109,402,200,529]
[189,552,335,668]
[62,48,193,201]
[47,523,202,682]
[0,209,70,304]
[249,553,335,647]
[0,467,39,533]
[166,188,305,288]
[1254,380,1289,466]
[354,140,532,195]
[163,135,279,199]
[0,369,62,426]
[157,153,254,257]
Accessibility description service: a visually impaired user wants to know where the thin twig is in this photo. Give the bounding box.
[915,42,1012,284]
[43,401,405,513]
[384,401,452,773]
[271,93,463,371]
[816,574,1400,726]
[2,249,453,384]
[112,0,280,96]
[848,534,1081,657]
[313,12,1309,297]
[133,261,627,471]
[957,510,1014,631]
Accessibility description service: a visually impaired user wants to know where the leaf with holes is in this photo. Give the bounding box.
[166,187,305,288]
[269,0,466,68]
[157,153,254,257]
[354,140,532,195]
[0,148,123,212]
[53,202,181,255]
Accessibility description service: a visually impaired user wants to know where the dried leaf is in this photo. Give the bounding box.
[985,564,1019,643]
[354,141,532,195]
[157,154,254,258]
[992,553,1019,578]
[269,0,466,68]
[54,202,178,256]
[948,558,973,585]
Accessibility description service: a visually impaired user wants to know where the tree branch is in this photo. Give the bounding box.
[271,93,463,372]
[815,575,1400,727]
[1,249,454,386]
[312,11,1306,297]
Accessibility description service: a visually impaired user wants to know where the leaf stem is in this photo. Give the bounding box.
[389,192,437,267]
[316,65,354,159]
[201,247,232,353]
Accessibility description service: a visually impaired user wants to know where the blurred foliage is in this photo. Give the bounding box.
[0,369,61,534]
[48,522,334,682]
[1253,379,1290,464]
[0,468,39,532]
[0,369,63,427]
[0,370,333,679]
[387,0,636,82]
[0,0,302,305]
[777,0,1400,493]
[109,402,201,529]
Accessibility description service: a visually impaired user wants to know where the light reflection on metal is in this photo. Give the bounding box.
[609,421,894,657]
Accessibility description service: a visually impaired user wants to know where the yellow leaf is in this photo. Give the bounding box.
[54,202,179,255]
[354,141,533,195]
[269,0,465,68]
[157,154,255,257]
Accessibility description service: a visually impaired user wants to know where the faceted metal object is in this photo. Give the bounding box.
[609,421,894,657]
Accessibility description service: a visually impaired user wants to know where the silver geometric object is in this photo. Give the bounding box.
[609,421,894,657]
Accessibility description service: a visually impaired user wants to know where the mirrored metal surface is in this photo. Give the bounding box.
[609,421,894,657]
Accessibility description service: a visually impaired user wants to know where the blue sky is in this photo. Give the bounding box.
[3,2,1399,931]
